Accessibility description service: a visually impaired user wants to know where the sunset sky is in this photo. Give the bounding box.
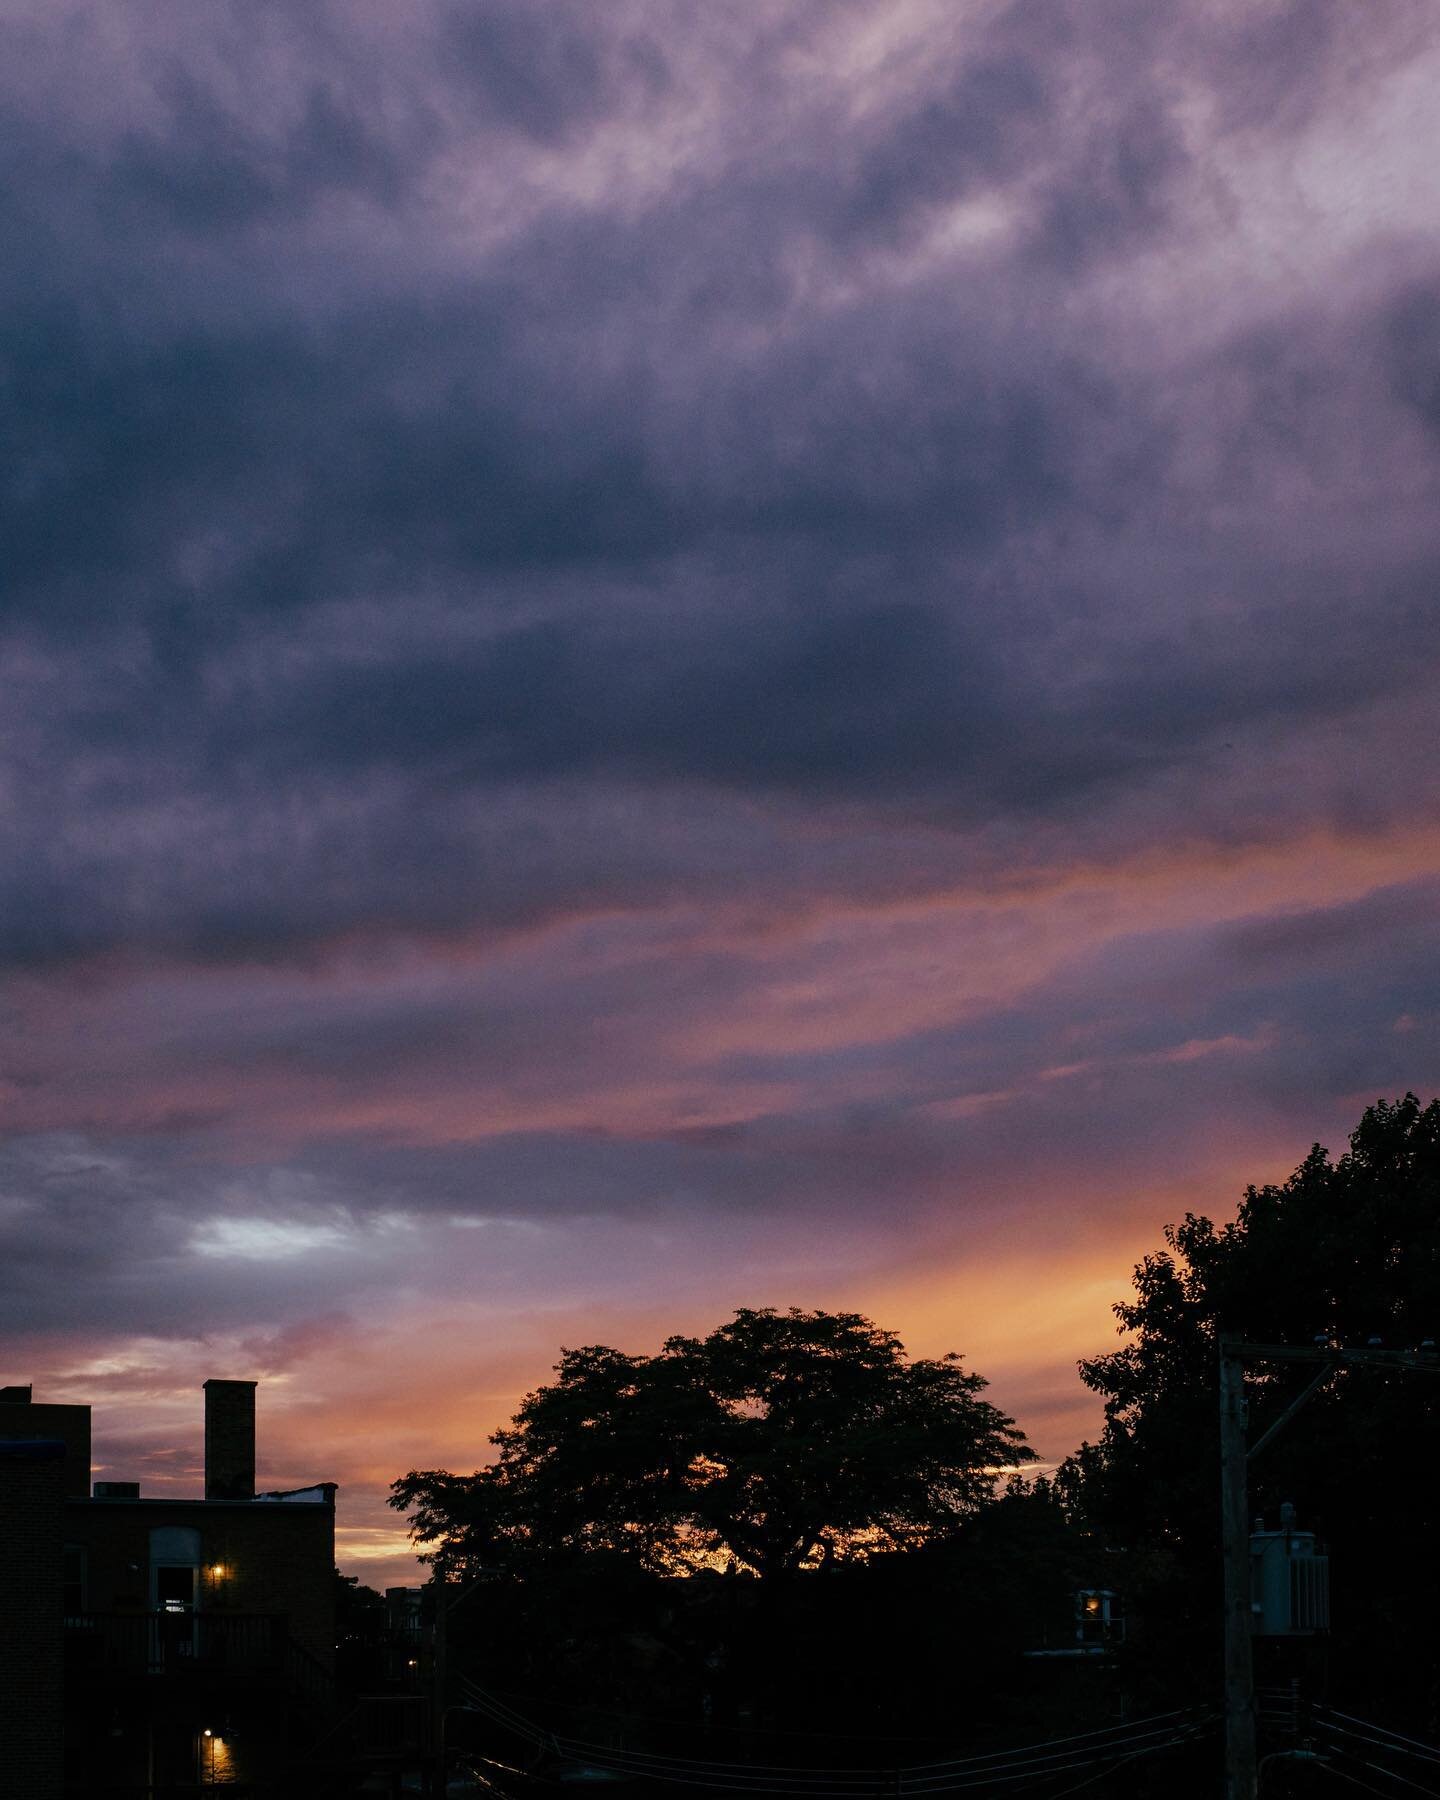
[4,0,1440,1589]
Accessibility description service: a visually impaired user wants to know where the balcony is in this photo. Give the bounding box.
[64,1612,288,1683]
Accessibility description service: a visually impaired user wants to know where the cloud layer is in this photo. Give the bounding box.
[3,0,1440,1582]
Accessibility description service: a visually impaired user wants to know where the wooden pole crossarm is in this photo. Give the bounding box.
[1247,1363,1332,1465]
[1234,1342,1440,1372]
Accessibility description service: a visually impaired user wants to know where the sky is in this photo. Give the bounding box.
[3,0,1440,1590]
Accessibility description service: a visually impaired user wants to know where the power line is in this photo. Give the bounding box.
[469,1715,1176,1789]
[1037,1721,1217,1800]
[907,1709,1196,1771]
[1314,1746,1440,1800]
[1315,1723,1440,1772]
[1322,1766,1413,1800]
[902,1725,1211,1793]
[456,1676,1212,1795]
[464,1677,1197,1776]
[904,1716,1217,1796]
[468,1677,1195,1774]
[1341,1759,1440,1799]
[1318,1712,1440,1767]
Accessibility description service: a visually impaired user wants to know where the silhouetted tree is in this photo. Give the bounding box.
[1058,1095,1440,1722]
[332,1567,388,1691]
[391,1306,1033,1582]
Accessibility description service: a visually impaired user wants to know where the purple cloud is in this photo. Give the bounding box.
[3,0,1440,1578]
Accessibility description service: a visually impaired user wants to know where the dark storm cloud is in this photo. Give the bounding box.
[0,235,1100,638]
[1386,286,1440,437]
[4,519,1439,974]
[6,867,1437,1347]
[1201,0,1434,135]
[993,878,1440,1116]
[440,1,670,146]
[3,0,1440,1364]
[0,1132,448,1335]
[107,72,432,231]
[1,0,1432,660]
[669,873,1440,1126]
[2,0,1421,650]
[0,1136,254,1334]
[1028,95,1185,273]
[232,600,1008,789]
[831,52,1048,245]
[0,296,671,631]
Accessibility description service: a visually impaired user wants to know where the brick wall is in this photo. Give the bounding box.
[0,1398,92,1498]
[0,1440,66,1799]
[66,1493,337,1669]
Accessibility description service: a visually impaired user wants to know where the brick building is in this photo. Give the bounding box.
[0,1378,339,1796]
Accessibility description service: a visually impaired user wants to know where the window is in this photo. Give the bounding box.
[148,1525,201,1614]
[155,1566,196,1613]
[1075,1588,1124,1645]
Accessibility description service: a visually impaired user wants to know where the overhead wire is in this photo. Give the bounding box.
[462,1669,1209,1763]
[468,1675,1195,1760]
[465,1678,1198,1776]
[1315,1723,1440,1772]
[1311,1743,1440,1800]
[557,1715,1198,1784]
[900,1722,1215,1794]
[1316,1712,1440,1767]
[1322,1766,1414,1800]
[459,1686,887,1783]
[1027,1720,1217,1800]
[1335,1759,1440,1799]
[501,1743,1206,1800]
[904,1709,1196,1770]
[902,1714,1217,1796]
[456,1674,1211,1795]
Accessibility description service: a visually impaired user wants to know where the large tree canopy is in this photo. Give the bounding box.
[392,1306,1034,1580]
[1059,1095,1440,1717]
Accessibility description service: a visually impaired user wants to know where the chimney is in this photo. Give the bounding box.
[204,1380,257,1500]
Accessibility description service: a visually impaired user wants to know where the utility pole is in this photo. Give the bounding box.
[1220,1334,1256,1800]
[431,1585,447,1800]
[430,1569,501,1798]
[1219,1335,1438,1800]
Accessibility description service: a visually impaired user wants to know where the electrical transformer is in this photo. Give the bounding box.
[1249,1503,1330,1635]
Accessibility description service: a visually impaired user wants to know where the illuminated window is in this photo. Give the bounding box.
[1076,1589,1124,1645]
